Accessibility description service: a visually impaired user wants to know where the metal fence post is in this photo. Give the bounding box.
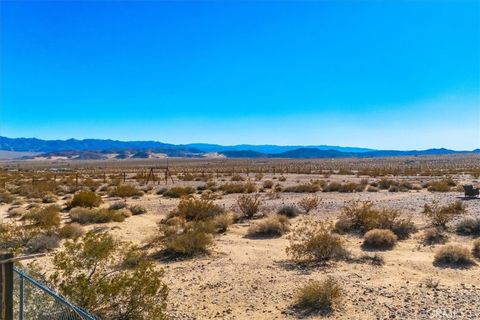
[19,275,24,320]
[0,253,14,320]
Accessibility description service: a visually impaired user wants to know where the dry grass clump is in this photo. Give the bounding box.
[427,179,455,192]
[335,201,416,239]
[163,186,196,198]
[23,205,61,230]
[287,220,348,263]
[298,195,320,213]
[109,184,143,198]
[362,229,397,250]
[170,197,224,221]
[69,190,102,208]
[58,223,84,239]
[247,214,290,238]
[70,208,127,224]
[433,245,476,267]
[212,213,233,233]
[129,205,147,215]
[230,174,245,181]
[277,205,301,218]
[236,194,262,218]
[0,192,15,204]
[284,183,320,193]
[455,217,480,236]
[472,239,480,259]
[422,201,466,228]
[423,228,448,245]
[293,277,343,315]
[158,219,214,257]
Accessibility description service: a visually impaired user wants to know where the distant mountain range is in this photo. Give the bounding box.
[0,136,478,160]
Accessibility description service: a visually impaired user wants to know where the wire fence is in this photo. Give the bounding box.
[12,267,97,320]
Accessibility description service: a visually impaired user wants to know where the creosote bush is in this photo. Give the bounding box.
[262,180,274,189]
[423,228,448,245]
[58,223,84,239]
[129,204,147,215]
[247,215,290,238]
[46,231,169,319]
[455,217,480,236]
[362,229,397,250]
[0,192,15,204]
[236,194,262,218]
[284,183,320,193]
[293,277,343,314]
[422,201,466,228]
[69,190,102,208]
[212,213,233,233]
[170,197,224,221]
[298,195,320,213]
[433,245,475,267]
[277,205,301,218]
[287,219,348,263]
[335,201,416,239]
[23,205,61,230]
[27,234,60,253]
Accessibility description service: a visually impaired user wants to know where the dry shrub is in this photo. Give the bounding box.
[244,181,257,193]
[27,234,60,253]
[220,182,246,194]
[23,205,61,230]
[323,182,341,192]
[129,205,147,215]
[247,215,290,238]
[339,182,363,193]
[335,201,416,239]
[378,179,398,190]
[163,186,195,198]
[427,181,451,192]
[423,228,448,245]
[171,197,224,221]
[255,173,264,181]
[15,181,57,198]
[287,219,348,263]
[158,219,214,257]
[109,184,143,198]
[362,229,397,250]
[434,245,475,267]
[236,194,262,218]
[109,201,128,210]
[298,195,320,213]
[388,185,399,192]
[473,239,480,259]
[69,190,102,208]
[423,201,466,228]
[70,208,126,224]
[366,186,378,192]
[277,205,301,218]
[42,192,58,203]
[0,192,15,204]
[293,277,343,314]
[284,184,320,193]
[278,176,287,182]
[212,213,233,233]
[231,174,245,181]
[262,180,274,189]
[58,223,84,239]
[456,217,480,236]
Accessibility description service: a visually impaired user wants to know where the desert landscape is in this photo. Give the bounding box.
[1,155,479,319]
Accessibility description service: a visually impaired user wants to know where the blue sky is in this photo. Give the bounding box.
[1,1,479,150]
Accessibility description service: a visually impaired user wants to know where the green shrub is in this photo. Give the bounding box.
[434,245,475,267]
[293,277,343,314]
[219,183,246,194]
[247,215,290,238]
[23,205,61,230]
[362,229,397,250]
[70,208,126,224]
[163,186,195,198]
[159,220,214,257]
[423,201,466,228]
[287,220,348,263]
[48,231,168,319]
[236,194,262,218]
[70,190,102,208]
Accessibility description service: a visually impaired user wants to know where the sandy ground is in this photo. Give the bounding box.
[2,173,480,319]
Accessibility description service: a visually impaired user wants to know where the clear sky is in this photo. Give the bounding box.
[1,1,479,150]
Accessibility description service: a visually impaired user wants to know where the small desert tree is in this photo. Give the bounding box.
[49,231,168,320]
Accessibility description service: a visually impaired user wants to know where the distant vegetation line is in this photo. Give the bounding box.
[0,136,478,160]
